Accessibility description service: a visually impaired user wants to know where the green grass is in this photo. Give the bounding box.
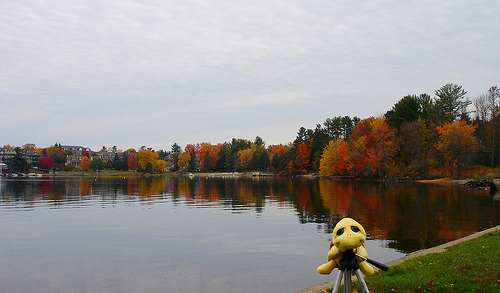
[329,230,500,292]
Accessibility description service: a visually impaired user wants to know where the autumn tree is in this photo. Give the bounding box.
[177,152,191,171]
[199,143,222,171]
[38,156,53,170]
[22,143,36,153]
[297,142,311,173]
[128,152,139,171]
[137,149,157,172]
[369,117,399,176]
[270,146,291,173]
[237,147,254,171]
[80,156,91,170]
[137,149,165,173]
[319,139,349,176]
[347,118,375,176]
[46,144,67,169]
[436,120,479,177]
[153,159,166,172]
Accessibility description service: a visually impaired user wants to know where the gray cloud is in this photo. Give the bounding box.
[1,0,499,150]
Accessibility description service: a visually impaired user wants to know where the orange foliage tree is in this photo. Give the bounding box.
[297,142,311,173]
[436,120,479,176]
[348,118,375,176]
[80,156,91,170]
[268,144,288,157]
[369,117,399,176]
[199,143,222,171]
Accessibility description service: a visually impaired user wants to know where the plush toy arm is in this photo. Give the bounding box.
[354,246,374,277]
[327,246,341,260]
[317,260,336,275]
[354,246,368,260]
[317,243,341,275]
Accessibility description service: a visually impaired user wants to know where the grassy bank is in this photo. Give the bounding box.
[328,229,499,293]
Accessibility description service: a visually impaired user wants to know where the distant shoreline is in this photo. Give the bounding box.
[6,170,498,189]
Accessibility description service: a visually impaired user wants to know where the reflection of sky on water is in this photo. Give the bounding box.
[0,195,351,293]
[0,176,498,293]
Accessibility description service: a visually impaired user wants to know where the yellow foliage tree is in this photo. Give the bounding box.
[177,152,191,171]
[237,148,254,171]
[137,150,160,171]
[154,159,166,172]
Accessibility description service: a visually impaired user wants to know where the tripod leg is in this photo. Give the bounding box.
[353,269,370,293]
[331,270,344,293]
[344,270,352,293]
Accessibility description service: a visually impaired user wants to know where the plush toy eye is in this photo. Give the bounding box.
[351,226,360,233]
[336,228,345,236]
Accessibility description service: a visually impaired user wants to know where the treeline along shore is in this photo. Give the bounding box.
[3,83,500,181]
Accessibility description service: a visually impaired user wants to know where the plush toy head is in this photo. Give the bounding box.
[332,218,366,251]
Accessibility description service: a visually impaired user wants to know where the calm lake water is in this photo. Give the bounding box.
[0,176,498,293]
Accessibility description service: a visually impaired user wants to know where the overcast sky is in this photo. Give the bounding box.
[1,0,499,151]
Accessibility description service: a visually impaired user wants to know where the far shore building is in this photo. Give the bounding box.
[98,151,115,163]
[25,152,41,167]
[60,145,92,156]
[0,148,16,166]
[0,148,40,171]
[58,145,93,169]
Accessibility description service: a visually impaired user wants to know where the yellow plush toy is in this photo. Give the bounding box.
[317,218,374,277]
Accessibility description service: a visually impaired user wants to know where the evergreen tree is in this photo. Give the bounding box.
[434,83,470,123]
[11,147,29,173]
[90,158,105,171]
[385,95,422,128]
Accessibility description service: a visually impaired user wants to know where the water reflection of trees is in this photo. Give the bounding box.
[1,177,498,253]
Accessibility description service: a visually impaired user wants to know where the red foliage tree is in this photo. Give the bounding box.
[38,156,53,170]
[127,152,139,171]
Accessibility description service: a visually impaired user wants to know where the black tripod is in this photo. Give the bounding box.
[331,250,389,293]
